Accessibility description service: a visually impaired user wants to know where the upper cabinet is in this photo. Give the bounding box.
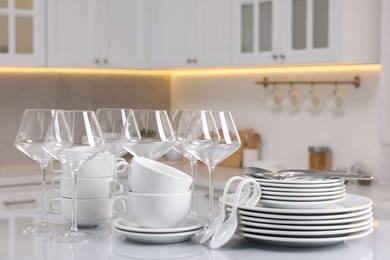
[0,0,45,66]
[149,0,231,68]
[47,0,149,68]
[232,0,380,66]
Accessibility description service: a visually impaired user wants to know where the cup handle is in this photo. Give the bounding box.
[113,195,128,219]
[49,197,61,214]
[114,161,130,189]
[51,176,61,192]
[110,180,124,195]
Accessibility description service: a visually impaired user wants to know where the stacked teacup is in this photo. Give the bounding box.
[50,153,127,227]
[114,157,193,229]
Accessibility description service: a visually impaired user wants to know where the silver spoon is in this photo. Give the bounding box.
[209,179,261,249]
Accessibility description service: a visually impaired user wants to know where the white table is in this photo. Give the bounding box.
[1,212,389,260]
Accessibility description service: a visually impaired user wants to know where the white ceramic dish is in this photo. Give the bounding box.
[259,184,345,193]
[259,196,345,209]
[112,216,203,234]
[112,226,202,244]
[260,193,345,201]
[255,180,344,188]
[239,211,373,224]
[240,228,373,247]
[240,217,373,231]
[261,188,345,197]
[237,206,372,220]
[240,222,372,236]
[254,176,342,184]
[223,193,372,214]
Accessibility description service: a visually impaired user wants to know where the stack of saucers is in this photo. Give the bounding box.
[112,216,203,244]
[221,174,373,247]
[248,175,346,209]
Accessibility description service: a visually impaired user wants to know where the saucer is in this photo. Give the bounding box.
[112,216,204,233]
[113,226,203,244]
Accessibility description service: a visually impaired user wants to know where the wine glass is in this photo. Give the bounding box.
[14,109,64,234]
[44,110,105,243]
[184,110,241,223]
[171,109,199,217]
[121,109,175,160]
[96,108,131,157]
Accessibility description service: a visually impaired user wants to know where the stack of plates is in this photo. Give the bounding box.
[223,193,373,247]
[247,175,346,209]
[112,216,203,244]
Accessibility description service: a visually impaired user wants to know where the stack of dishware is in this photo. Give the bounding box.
[112,157,203,243]
[220,172,374,247]
[50,153,127,227]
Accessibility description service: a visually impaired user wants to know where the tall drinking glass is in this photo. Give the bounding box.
[96,108,131,157]
[121,110,175,160]
[171,109,199,217]
[44,110,105,243]
[15,109,64,234]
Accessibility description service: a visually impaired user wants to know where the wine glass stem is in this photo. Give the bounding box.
[40,165,48,226]
[189,159,197,215]
[208,166,215,223]
[70,169,79,233]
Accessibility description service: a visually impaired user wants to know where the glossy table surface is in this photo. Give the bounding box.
[1,212,389,260]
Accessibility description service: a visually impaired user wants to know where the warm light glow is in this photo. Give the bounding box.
[0,64,381,76]
[170,64,381,76]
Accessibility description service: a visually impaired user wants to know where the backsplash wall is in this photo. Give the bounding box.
[170,67,385,182]
[0,72,171,165]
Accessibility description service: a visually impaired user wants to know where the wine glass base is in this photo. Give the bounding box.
[50,229,98,243]
[20,222,66,235]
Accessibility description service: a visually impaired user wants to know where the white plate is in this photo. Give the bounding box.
[240,222,372,236]
[223,193,372,214]
[255,176,342,184]
[112,227,203,244]
[259,196,345,209]
[261,188,345,197]
[260,193,345,201]
[240,217,373,231]
[260,184,345,193]
[240,228,373,247]
[237,206,372,220]
[254,179,344,188]
[239,211,373,224]
[112,216,203,234]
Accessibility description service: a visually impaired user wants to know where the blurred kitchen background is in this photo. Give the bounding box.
[0,0,388,185]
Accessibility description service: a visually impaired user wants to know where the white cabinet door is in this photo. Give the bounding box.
[0,0,45,66]
[150,0,230,68]
[232,0,379,66]
[47,0,148,68]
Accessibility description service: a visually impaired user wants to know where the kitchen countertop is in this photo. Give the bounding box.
[1,212,389,260]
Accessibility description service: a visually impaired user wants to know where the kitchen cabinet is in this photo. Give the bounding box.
[149,0,231,68]
[47,0,148,68]
[232,0,379,66]
[0,0,45,66]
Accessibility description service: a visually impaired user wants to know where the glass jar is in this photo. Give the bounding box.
[309,146,331,170]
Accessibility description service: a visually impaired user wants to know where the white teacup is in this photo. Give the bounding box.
[51,153,128,178]
[50,197,114,227]
[114,191,191,229]
[115,157,192,194]
[51,176,123,199]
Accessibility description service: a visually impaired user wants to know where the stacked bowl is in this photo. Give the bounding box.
[50,153,127,227]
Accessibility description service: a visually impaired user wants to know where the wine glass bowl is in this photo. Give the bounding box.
[44,110,105,243]
[14,109,64,234]
[96,108,131,158]
[121,110,175,160]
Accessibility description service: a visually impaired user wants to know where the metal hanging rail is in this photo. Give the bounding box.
[256,76,360,88]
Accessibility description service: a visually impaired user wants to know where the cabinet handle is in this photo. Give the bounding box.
[272,54,278,60]
[279,54,285,60]
[103,59,108,64]
[187,59,192,64]
[4,199,36,207]
[192,59,197,63]
[95,59,100,64]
